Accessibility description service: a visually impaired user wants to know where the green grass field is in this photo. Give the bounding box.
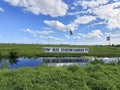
[0,44,120,57]
[0,64,120,90]
[0,44,120,90]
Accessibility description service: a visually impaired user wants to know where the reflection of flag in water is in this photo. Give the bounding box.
[70,30,73,35]
[107,36,110,41]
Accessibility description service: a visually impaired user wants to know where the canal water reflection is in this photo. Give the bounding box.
[0,57,120,69]
[0,58,42,69]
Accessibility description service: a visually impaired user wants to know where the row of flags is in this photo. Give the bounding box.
[69,29,110,45]
[70,29,110,41]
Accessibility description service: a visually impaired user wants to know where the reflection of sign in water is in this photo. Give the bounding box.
[43,47,89,53]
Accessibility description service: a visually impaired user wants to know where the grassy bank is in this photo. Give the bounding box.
[0,44,120,57]
[0,64,120,90]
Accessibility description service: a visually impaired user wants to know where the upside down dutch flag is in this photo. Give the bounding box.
[70,29,73,35]
[107,36,110,41]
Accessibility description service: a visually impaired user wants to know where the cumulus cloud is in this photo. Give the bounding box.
[74,16,96,24]
[87,30,103,38]
[73,0,108,9]
[47,36,63,40]
[0,7,4,12]
[72,0,120,29]
[78,33,86,38]
[23,28,54,37]
[105,29,120,37]
[93,1,120,29]
[65,35,70,39]
[44,15,96,31]
[67,15,96,31]
[23,28,63,42]
[81,0,109,9]
[74,36,80,39]
[44,20,67,31]
[67,11,81,16]
[65,35,81,41]
[78,30,103,39]
[4,0,68,17]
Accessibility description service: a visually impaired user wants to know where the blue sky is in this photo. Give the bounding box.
[0,0,120,45]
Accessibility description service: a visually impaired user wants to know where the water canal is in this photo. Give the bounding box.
[0,57,120,69]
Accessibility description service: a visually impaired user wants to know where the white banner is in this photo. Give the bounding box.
[43,47,89,53]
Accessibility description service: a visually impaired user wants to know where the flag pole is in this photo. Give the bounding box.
[109,36,110,46]
[70,35,71,45]
[109,38,110,46]
[69,29,73,45]
[48,37,50,45]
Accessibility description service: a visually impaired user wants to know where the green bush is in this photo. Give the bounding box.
[8,51,18,59]
[0,65,120,90]
[66,65,79,72]
[90,58,104,65]
[0,51,2,60]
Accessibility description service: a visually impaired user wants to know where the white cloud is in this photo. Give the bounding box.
[44,15,96,31]
[0,7,4,12]
[4,0,68,17]
[105,29,120,37]
[78,33,86,37]
[44,20,67,31]
[23,28,63,44]
[23,28,54,37]
[48,36,63,40]
[23,37,28,40]
[65,35,70,39]
[73,0,81,6]
[81,0,109,9]
[74,15,96,24]
[38,35,63,44]
[113,0,119,1]
[73,0,108,9]
[67,15,96,30]
[93,1,120,29]
[71,6,76,10]
[87,30,103,38]
[67,11,80,16]
[72,0,120,29]
[74,36,80,39]
[90,21,107,27]
[78,30,103,39]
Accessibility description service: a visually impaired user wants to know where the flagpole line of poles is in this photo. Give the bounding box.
[48,37,50,45]
[109,39,110,46]
[74,38,76,45]
[109,36,110,46]
[70,35,71,45]
[70,30,71,45]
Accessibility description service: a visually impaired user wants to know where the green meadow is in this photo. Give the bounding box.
[0,44,120,57]
[0,64,120,90]
[0,44,120,90]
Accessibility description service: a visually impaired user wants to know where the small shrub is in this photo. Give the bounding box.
[66,65,79,72]
[8,51,18,60]
[8,51,18,64]
[0,51,2,60]
[90,58,104,65]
